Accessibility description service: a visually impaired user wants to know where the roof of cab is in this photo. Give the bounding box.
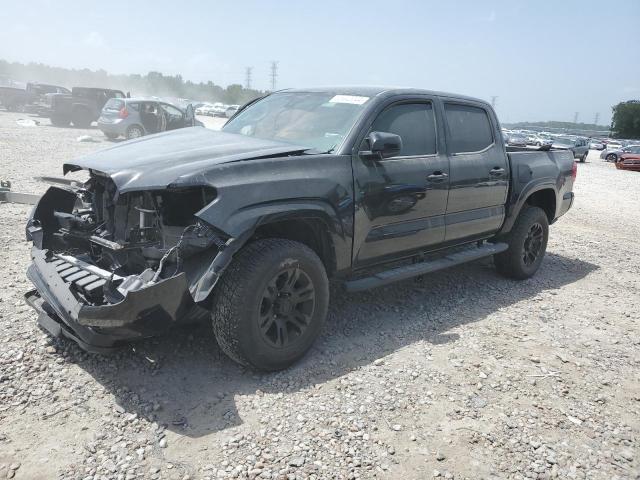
[280,86,488,105]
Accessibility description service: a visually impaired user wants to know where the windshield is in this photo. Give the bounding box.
[222,92,369,153]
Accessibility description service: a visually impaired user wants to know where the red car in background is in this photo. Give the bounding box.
[616,153,640,171]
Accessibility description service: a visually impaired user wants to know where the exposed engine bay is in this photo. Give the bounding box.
[27,173,228,307]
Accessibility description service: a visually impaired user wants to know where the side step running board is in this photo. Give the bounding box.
[344,242,508,292]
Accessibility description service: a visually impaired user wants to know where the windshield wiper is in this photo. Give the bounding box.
[301,144,337,155]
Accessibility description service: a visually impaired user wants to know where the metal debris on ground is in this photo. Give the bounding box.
[15,118,40,127]
[0,180,40,205]
[76,135,97,142]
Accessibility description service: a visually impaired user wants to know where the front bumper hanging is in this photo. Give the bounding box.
[25,247,196,352]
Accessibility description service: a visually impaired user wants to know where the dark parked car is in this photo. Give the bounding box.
[98,98,203,139]
[552,136,589,162]
[49,87,126,127]
[24,87,575,371]
[0,82,69,112]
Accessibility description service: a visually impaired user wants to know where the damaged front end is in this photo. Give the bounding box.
[25,173,233,352]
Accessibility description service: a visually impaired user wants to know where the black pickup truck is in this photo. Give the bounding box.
[48,87,126,127]
[0,82,70,112]
[25,87,575,370]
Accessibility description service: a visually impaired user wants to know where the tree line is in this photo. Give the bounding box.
[0,59,265,105]
[611,100,640,139]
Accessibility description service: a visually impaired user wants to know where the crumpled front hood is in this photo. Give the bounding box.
[64,127,307,193]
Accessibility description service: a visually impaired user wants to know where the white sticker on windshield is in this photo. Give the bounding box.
[329,95,369,105]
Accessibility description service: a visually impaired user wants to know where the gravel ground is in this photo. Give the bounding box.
[0,110,638,480]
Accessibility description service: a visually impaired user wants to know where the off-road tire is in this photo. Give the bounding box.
[50,114,70,127]
[71,108,92,128]
[494,206,549,280]
[211,238,329,371]
[126,125,144,139]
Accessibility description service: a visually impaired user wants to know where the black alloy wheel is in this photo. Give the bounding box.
[523,222,544,266]
[258,266,315,349]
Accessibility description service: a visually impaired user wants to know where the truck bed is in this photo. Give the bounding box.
[504,149,575,228]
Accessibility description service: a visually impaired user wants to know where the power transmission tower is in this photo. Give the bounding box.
[491,96,498,108]
[594,112,600,126]
[573,112,579,124]
[270,61,279,91]
[245,67,253,89]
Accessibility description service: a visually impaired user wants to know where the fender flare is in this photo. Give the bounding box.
[500,181,558,234]
[190,200,350,303]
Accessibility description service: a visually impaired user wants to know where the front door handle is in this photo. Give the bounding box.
[427,172,448,183]
[490,167,506,177]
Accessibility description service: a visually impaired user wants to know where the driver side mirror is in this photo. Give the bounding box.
[360,131,403,159]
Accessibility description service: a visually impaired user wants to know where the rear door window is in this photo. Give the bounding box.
[369,102,437,156]
[444,103,494,154]
[104,99,125,111]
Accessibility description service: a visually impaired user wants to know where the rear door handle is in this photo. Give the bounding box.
[490,167,506,176]
[427,172,448,183]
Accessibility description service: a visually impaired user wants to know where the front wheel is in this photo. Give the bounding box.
[211,238,329,371]
[580,152,587,163]
[494,206,549,280]
[104,132,119,140]
[606,153,616,162]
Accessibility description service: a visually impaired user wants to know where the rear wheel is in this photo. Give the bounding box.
[606,153,617,162]
[580,152,587,163]
[126,125,144,139]
[50,114,70,127]
[104,132,119,140]
[494,206,549,280]
[211,238,329,371]
[71,108,92,128]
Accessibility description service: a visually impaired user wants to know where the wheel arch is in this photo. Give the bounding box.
[251,215,338,276]
[191,201,350,304]
[525,188,556,224]
[500,184,558,234]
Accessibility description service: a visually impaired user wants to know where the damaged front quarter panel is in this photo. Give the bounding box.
[25,127,354,352]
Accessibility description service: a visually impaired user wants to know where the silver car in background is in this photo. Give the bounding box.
[225,104,240,118]
[601,144,640,162]
[98,98,202,140]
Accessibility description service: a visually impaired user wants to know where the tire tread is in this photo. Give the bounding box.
[211,238,326,369]
[494,206,548,280]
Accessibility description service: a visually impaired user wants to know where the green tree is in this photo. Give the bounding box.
[611,100,640,138]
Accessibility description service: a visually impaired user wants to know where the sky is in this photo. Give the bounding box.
[1,0,639,124]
